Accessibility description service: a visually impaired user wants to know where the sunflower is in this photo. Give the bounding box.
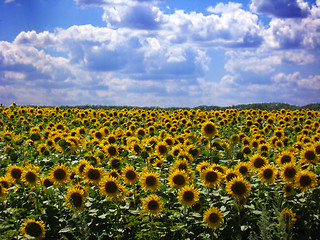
[201,167,222,188]
[202,121,218,137]
[49,163,69,185]
[280,162,298,182]
[135,127,146,138]
[203,206,224,229]
[21,218,45,240]
[295,170,317,192]
[196,161,211,173]
[140,171,160,192]
[122,165,139,185]
[300,147,318,164]
[283,183,294,196]
[258,164,278,183]
[156,141,170,156]
[22,165,40,186]
[276,151,295,167]
[168,169,188,188]
[76,159,91,177]
[173,158,189,172]
[142,194,163,216]
[177,185,199,207]
[41,176,54,188]
[224,168,239,182]
[235,162,251,177]
[100,176,124,199]
[6,165,23,183]
[226,176,251,200]
[250,154,268,171]
[0,176,12,189]
[280,208,296,228]
[105,144,118,158]
[83,165,104,185]
[65,185,86,211]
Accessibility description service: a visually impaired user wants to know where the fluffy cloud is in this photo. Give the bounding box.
[250,0,310,18]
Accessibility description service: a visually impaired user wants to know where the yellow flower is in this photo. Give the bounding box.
[83,165,104,185]
[177,185,199,207]
[280,162,298,182]
[140,171,160,192]
[6,165,23,183]
[49,163,69,185]
[295,170,318,192]
[276,151,295,167]
[250,154,268,171]
[202,121,218,137]
[283,183,294,197]
[226,176,251,200]
[65,185,87,211]
[280,208,296,228]
[142,194,163,216]
[122,165,139,185]
[203,206,224,229]
[300,147,318,164]
[168,169,188,188]
[258,164,278,184]
[200,167,222,188]
[21,218,46,240]
[100,176,124,199]
[22,165,41,186]
[156,141,170,155]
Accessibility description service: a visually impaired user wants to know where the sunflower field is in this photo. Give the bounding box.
[0,103,320,240]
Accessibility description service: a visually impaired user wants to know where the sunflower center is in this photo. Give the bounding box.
[54,169,67,180]
[88,169,100,180]
[204,124,216,134]
[205,171,218,183]
[108,137,116,144]
[158,145,168,154]
[173,174,186,186]
[281,155,291,164]
[284,167,296,179]
[146,176,157,187]
[209,213,219,223]
[11,169,22,179]
[263,169,273,179]
[71,192,83,207]
[43,178,53,188]
[239,166,248,175]
[0,181,9,189]
[178,163,187,171]
[299,175,312,187]
[105,181,118,193]
[108,146,117,156]
[78,164,86,174]
[25,222,42,237]
[315,146,320,154]
[226,173,237,182]
[95,132,102,139]
[147,200,159,211]
[26,172,37,183]
[183,191,194,202]
[305,151,316,161]
[126,170,137,180]
[243,147,251,155]
[253,158,265,168]
[231,181,246,196]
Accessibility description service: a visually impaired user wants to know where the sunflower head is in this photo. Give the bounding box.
[200,167,222,188]
[250,154,268,171]
[258,164,278,184]
[177,185,199,207]
[22,166,40,186]
[226,176,251,200]
[168,169,188,188]
[156,141,170,156]
[280,208,296,228]
[301,147,318,164]
[202,121,218,138]
[140,171,160,192]
[142,194,163,216]
[49,163,69,185]
[203,206,224,229]
[21,218,46,240]
[122,165,139,185]
[276,151,295,167]
[280,162,298,182]
[65,186,86,211]
[295,170,317,192]
[83,165,104,185]
[6,165,23,182]
[283,183,294,197]
[100,176,122,199]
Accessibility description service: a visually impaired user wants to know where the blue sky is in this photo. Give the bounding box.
[0,0,319,107]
